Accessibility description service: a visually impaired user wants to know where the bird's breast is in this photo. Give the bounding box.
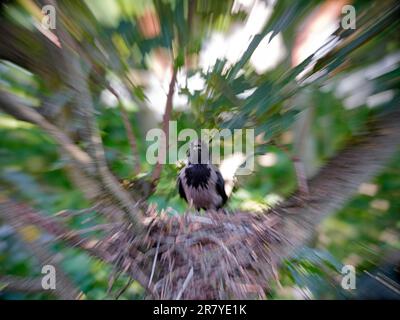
[180,164,222,210]
[183,164,211,189]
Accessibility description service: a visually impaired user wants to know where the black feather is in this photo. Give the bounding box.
[215,169,228,208]
[184,164,211,189]
[177,176,187,202]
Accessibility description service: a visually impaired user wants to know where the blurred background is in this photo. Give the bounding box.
[0,0,399,299]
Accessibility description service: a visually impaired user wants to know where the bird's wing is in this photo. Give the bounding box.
[177,175,187,202]
[215,169,228,206]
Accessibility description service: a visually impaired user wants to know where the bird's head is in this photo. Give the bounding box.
[187,139,210,164]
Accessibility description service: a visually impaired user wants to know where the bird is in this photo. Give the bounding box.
[177,139,228,211]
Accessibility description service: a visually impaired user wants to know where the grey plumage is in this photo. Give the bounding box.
[177,140,227,211]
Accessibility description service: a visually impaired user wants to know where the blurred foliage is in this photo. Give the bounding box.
[0,0,399,299]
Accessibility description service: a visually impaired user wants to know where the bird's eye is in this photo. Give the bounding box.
[186,149,190,156]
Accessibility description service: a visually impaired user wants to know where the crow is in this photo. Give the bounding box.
[177,140,228,211]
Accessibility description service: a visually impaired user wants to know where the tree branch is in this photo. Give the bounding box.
[151,67,178,187]
[273,109,400,259]
[0,276,45,294]
[0,199,155,298]
[42,0,145,231]
[0,90,94,174]
[107,84,142,175]
[0,93,144,232]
